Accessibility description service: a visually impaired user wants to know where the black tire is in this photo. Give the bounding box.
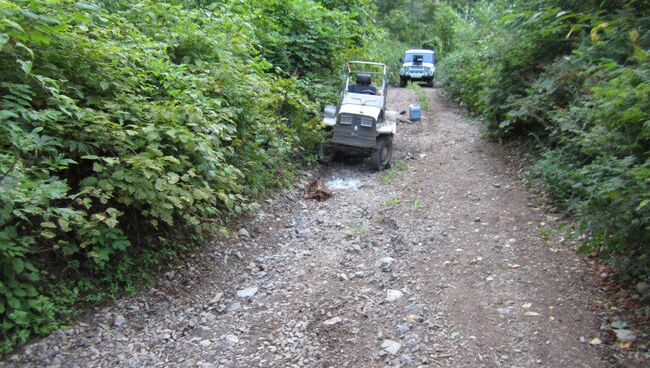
[317,143,335,164]
[371,135,393,171]
[426,77,434,87]
[399,77,407,88]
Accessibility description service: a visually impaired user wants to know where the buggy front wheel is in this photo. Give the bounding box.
[318,143,336,164]
[371,135,393,171]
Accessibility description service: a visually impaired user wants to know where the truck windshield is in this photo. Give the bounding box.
[404,53,435,63]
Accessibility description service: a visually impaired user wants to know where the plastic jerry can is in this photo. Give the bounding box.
[409,104,421,121]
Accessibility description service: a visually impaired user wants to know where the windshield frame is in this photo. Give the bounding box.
[403,52,435,63]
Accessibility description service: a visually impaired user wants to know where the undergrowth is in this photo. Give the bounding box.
[0,0,378,352]
[435,0,650,281]
[407,83,430,111]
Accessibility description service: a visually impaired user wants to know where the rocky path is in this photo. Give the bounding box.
[4,88,616,367]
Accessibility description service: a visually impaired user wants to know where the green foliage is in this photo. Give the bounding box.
[407,83,430,111]
[380,159,407,185]
[378,1,465,58]
[436,0,650,279]
[382,197,402,207]
[411,199,423,211]
[0,0,375,352]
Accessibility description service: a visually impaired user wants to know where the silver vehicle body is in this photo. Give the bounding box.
[399,49,436,86]
[322,61,396,148]
[321,61,397,170]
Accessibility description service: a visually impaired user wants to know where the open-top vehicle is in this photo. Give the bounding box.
[319,61,397,171]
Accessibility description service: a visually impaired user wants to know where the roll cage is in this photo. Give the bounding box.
[340,61,389,109]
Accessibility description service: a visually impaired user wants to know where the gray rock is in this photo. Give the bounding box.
[497,307,512,317]
[614,329,636,342]
[238,228,250,238]
[209,292,223,305]
[406,338,418,348]
[380,257,396,272]
[323,317,342,326]
[381,339,401,355]
[228,302,242,312]
[236,287,259,298]
[224,335,239,344]
[386,289,404,302]
[199,339,211,347]
[113,313,126,327]
[404,304,418,313]
[200,312,216,322]
[400,354,413,365]
[293,217,309,229]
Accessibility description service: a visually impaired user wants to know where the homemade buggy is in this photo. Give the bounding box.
[319,61,397,171]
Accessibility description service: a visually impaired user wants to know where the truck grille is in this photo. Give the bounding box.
[332,114,377,148]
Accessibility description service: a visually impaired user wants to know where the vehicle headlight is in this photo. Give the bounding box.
[400,67,409,74]
[339,114,353,125]
[359,116,374,127]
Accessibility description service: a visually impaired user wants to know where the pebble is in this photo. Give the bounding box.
[497,307,512,317]
[224,335,239,344]
[228,302,242,312]
[400,354,413,365]
[381,339,401,355]
[236,287,259,298]
[111,313,126,327]
[238,228,250,238]
[380,257,396,272]
[323,317,343,326]
[397,325,410,334]
[614,329,636,342]
[386,290,404,302]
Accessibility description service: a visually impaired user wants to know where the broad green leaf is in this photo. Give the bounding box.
[0,32,8,49]
[12,258,24,273]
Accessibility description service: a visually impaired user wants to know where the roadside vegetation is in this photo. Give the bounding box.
[407,83,430,111]
[0,0,378,352]
[438,0,649,286]
[383,1,649,286]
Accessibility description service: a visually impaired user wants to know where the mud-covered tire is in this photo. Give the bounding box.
[371,135,393,171]
[399,77,407,88]
[317,143,336,164]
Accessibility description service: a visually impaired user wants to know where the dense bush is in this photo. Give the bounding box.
[437,1,650,280]
[0,0,376,352]
[378,1,464,58]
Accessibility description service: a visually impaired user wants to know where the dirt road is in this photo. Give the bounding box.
[5,88,616,367]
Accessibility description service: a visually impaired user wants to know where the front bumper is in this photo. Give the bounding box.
[401,74,434,81]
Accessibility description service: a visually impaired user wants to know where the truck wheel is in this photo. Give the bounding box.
[318,143,335,164]
[399,77,407,88]
[371,135,393,171]
[426,77,434,87]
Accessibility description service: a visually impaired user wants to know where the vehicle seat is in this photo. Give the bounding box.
[348,74,376,94]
